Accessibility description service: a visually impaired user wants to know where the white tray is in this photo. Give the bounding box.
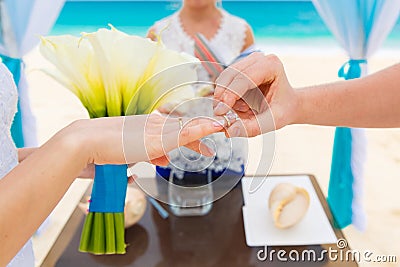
[241,175,337,247]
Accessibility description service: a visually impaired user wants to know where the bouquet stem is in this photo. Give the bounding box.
[79,164,128,254]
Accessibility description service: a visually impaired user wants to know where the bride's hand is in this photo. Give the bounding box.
[67,113,224,166]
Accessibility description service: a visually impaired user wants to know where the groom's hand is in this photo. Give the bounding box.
[213,52,298,137]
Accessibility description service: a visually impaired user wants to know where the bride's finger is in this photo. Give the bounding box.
[149,155,170,166]
[183,140,215,157]
[162,120,223,152]
[180,122,223,145]
[159,116,221,134]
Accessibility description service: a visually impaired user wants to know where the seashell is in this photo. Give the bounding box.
[124,187,147,228]
[268,183,310,229]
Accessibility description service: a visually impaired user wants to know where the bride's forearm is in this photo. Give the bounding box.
[0,120,91,266]
[1,115,154,264]
[18,147,37,162]
[0,113,218,264]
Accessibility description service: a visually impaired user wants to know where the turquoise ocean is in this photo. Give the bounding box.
[52,1,400,51]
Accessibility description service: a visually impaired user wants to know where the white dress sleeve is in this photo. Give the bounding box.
[0,63,35,267]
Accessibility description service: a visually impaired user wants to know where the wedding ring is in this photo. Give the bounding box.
[223,115,231,127]
[178,117,183,130]
[226,110,239,121]
[222,110,238,127]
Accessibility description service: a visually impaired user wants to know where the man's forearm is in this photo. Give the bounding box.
[296,64,400,128]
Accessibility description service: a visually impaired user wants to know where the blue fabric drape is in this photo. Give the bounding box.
[312,0,400,230]
[0,0,66,147]
[338,59,368,80]
[329,59,367,228]
[1,55,24,148]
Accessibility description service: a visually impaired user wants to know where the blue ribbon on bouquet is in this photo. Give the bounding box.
[89,164,128,213]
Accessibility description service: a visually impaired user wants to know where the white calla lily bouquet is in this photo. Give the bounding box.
[40,26,198,254]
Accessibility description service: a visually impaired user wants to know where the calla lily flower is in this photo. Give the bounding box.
[40,35,106,117]
[40,25,198,118]
[125,42,199,115]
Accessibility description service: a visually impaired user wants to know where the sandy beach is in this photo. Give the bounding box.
[24,45,400,266]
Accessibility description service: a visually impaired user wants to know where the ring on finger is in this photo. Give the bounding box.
[178,117,183,130]
[223,115,231,127]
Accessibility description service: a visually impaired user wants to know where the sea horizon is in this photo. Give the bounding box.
[52,1,400,56]
[66,0,313,2]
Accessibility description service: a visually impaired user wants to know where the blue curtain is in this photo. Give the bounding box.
[312,0,400,230]
[0,0,66,147]
[1,55,24,147]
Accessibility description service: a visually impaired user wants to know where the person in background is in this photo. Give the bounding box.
[147,0,255,184]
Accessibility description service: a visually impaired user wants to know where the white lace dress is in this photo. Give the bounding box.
[151,9,249,178]
[0,63,35,266]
